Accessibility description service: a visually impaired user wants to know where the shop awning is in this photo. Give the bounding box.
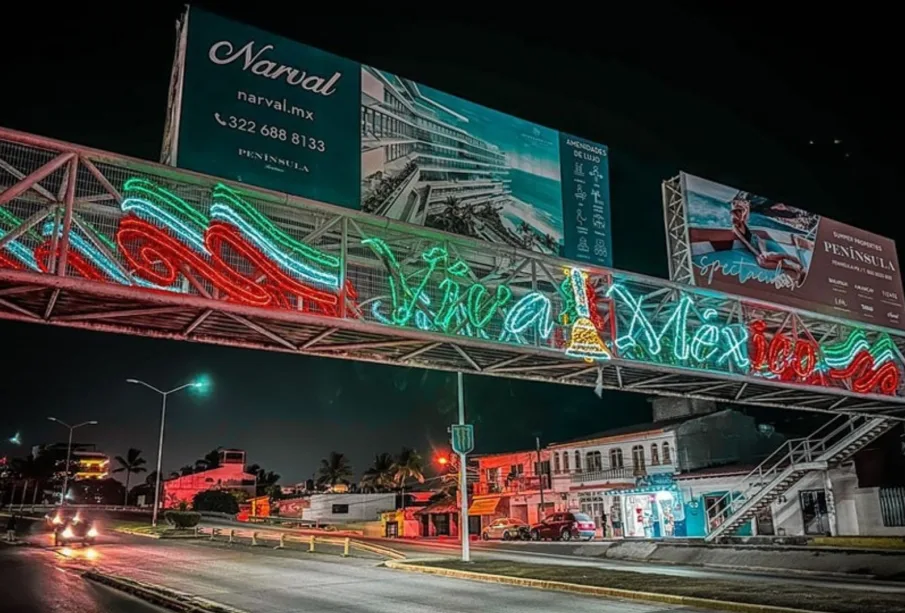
[468,496,501,516]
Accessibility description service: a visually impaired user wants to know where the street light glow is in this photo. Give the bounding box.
[191,374,212,395]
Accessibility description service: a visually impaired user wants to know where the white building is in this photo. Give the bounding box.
[545,401,905,540]
[302,493,396,524]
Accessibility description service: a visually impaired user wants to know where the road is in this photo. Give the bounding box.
[0,544,168,613]
[198,518,905,594]
[7,532,711,613]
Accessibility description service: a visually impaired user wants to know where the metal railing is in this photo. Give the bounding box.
[194,526,405,559]
[472,474,550,496]
[569,467,633,484]
[705,415,891,534]
[1,127,904,414]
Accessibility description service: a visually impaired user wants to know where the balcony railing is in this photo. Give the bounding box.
[568,467,635,484]
[473,475,549,496]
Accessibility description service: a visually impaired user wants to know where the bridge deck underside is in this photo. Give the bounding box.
[0,270,898,417]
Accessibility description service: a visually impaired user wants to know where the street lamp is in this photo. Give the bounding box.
[127,375,211,527]
[47,417,98,506]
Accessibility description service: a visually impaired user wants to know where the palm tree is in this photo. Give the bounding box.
[198,448,221,471]
[317,452,353,489]
[359,453,395,492]
[112,448,147,506]
[392,447,425,489]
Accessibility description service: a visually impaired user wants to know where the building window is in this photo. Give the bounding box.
[650,444,660,466]
[586,451,603,472]
[609,448,623,469]
[331,504,350,514]
[562,451,570,473]
[553,453,561,474]
[662,442,672,465]
[574,451,582,472]
[631,445,645,473]
[880,487,905,527]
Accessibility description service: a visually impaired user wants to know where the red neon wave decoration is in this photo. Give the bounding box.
[828,351,900,395]
[117,215,273,306]
[205,221,339,312]
[0,250,27,271]
[35,240,107,281]
[114,215,357,317]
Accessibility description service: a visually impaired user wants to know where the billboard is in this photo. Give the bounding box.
[683,172,905,330]
[165,7,612,267]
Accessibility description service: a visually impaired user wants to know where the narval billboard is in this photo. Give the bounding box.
[167,7,612,267]
[683,172,905,330]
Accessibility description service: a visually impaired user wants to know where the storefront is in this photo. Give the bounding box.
[606,474,686,538]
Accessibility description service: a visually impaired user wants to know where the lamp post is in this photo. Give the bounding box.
[47,417,98,506]
[127,376,210,527]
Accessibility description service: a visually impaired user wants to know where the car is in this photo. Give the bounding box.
[481,518,529,541]
[529,512,596,541]
[51,513,99,547]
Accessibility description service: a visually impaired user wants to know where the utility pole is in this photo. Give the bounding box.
[536,435,546,520]
[457,372,470,562]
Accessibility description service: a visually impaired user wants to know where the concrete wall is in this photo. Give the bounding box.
[674,410,783,472]
[302,493,395,523]
[650,397,717,422]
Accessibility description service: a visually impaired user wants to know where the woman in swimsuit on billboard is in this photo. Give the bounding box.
[730,193,805,286]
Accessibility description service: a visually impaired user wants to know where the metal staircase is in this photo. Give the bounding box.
[704,415,894,542]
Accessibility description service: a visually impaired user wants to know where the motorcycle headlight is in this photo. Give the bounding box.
[61,527,74,539]
[52,516,63,525]
[87,527,98,538]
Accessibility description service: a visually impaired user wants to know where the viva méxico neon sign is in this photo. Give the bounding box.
[1,176,901,397]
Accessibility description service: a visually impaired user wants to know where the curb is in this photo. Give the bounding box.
[114,528,161,540]
[383,561,819,613]
[83,570,247,613]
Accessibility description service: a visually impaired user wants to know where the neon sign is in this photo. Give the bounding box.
[750,322,900,395]
[607,284,749,372]
[363,237,554,345]
[2,174,902,399]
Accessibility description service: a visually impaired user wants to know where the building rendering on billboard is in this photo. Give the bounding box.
[162,7,612,267]
[680,172,905,331]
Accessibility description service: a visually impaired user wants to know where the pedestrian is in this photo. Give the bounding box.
[5,513,16,542]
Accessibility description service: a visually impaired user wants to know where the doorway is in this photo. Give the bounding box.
[799,489,830,535]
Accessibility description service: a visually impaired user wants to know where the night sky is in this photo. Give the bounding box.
[0,5,899,483]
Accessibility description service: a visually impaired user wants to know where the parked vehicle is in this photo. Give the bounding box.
[481,517,529,541]
[529,512,596,541]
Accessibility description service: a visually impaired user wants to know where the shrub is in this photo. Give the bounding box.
[164,510,201,529]
[193,490,240,515]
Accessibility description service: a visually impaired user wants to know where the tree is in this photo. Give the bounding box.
[192,490,239,514]
[199,448,221,471]
[179,465,195,477]
[245,464,280,497]
[113,448,147,506]
[70,478,126,505]
[317,452,353,488]
[393,447,425,489]
[360,453,395,492]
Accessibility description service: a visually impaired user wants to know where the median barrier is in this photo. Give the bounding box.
[194,526,405,560]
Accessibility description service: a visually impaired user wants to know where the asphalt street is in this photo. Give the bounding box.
[7,532,710,613]
[198,518,905,594]
[0,544,168,613]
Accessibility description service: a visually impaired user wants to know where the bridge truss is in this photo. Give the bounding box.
[0,128,903,419]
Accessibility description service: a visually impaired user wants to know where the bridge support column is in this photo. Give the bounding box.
[824,471,838,537]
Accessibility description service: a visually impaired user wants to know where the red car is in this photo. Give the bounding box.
[529,512,596,541]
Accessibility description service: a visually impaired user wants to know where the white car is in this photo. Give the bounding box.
[481,518,528,541]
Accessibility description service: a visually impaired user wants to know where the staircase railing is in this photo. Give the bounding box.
[704,415,870,531]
